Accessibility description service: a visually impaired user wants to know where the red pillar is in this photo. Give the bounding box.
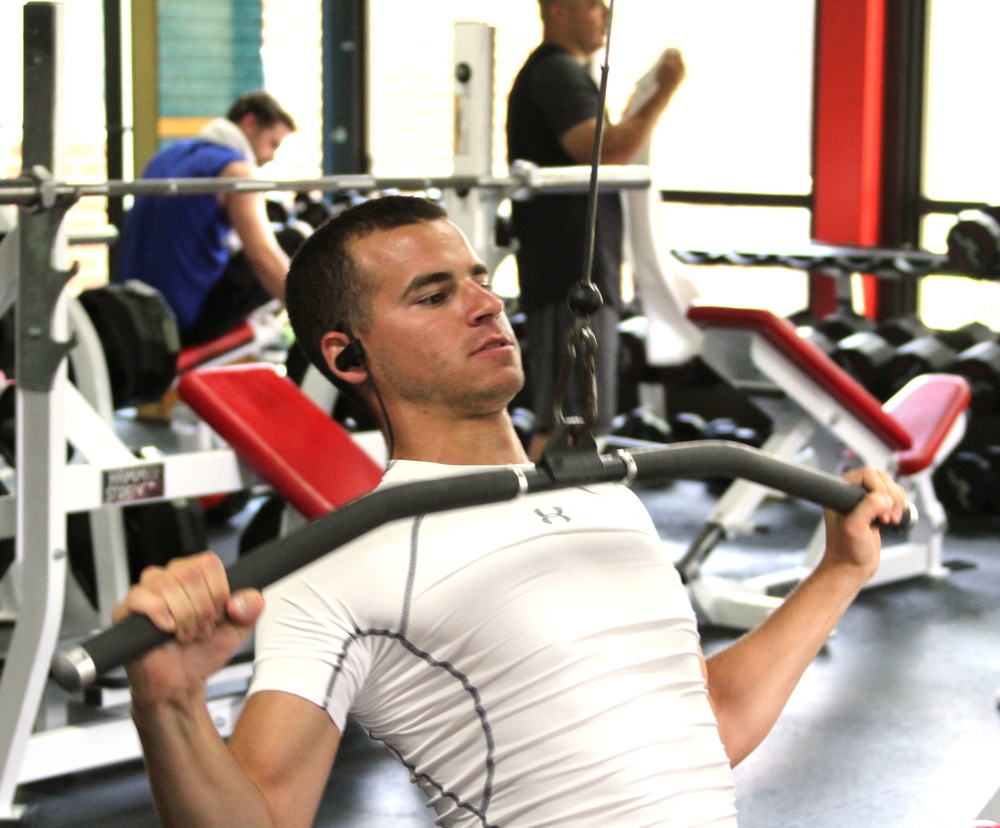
[811,0,887,318]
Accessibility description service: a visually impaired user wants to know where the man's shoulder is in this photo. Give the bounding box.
[521,43,581,77]
[218,156,255,179]
[144,139,244,178]
[512,44,593,108]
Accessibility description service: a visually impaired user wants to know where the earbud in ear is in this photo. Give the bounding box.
[335,337,365,371]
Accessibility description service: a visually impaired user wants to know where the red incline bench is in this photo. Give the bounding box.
[683,304,970,630]
[142,320,276,424]
[177,363,384,522]
[176,321,258,374]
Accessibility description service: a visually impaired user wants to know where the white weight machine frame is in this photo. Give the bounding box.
[0,10,260,808]
[679,307,969,631]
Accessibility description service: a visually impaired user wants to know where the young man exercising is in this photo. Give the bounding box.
[117,195,907,827]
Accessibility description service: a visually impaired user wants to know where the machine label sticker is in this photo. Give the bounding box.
[102,463,165,504]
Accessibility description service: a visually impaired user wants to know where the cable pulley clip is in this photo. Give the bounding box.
[549,316,599,433]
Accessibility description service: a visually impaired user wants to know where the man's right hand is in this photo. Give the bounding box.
[656,47,686,96]
[113,551,265,704]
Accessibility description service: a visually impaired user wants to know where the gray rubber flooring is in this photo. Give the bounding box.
[9,474,1000,827]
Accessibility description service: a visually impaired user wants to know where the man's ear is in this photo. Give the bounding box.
[321,330,368,385]
[237,111,260,137]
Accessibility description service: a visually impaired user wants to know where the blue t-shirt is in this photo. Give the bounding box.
[115,140,244,331]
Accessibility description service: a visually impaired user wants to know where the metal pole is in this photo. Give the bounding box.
[0,164,653,206]
[323,0,368,175]
[103,0,125,275]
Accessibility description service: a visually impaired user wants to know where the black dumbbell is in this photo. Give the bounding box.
[814,309,877,343]
[293,191,335,230]
[946,206,1000,277]
[660,355,720,387]
[947,340,1000,415]
[669,411,709,442]
[934,321,995,353]
[703,417,763,448]
[830,331,896,397]
[876,314,933,346]
[610,407,673,443]
[881,336,959,399]
[932,447,1000,516]
[796,324,837,356]
[265,198,291,225]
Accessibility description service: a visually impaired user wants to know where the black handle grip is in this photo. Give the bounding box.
[50,441,910,691]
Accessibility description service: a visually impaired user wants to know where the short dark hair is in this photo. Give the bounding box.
[539,0,574,14]
[227,90,296,132]
[286,195,448,385]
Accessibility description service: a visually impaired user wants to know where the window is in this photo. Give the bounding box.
[1,0,110,290]
[919,0,1000,329]
[367,1,815,314]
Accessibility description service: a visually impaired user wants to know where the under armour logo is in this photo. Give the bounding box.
[535,507,571,524]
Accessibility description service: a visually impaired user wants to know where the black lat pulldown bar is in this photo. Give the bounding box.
[50,440,914,692]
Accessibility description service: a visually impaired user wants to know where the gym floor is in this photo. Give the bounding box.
[10,430,1000,827]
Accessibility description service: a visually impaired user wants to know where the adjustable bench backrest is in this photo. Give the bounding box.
[177,363,384,519]
[688,305,913,451]
[176,321,257,374]
[884,373,970,476]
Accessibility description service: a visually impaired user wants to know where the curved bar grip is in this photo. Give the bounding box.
[50,441,912,691]
[628,442,915,528]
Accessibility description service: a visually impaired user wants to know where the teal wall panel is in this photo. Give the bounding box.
[157,0,263,120]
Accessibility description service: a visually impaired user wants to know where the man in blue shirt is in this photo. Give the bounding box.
[115,91,297,345]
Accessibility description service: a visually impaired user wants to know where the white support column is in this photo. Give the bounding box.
[445,22,506,276]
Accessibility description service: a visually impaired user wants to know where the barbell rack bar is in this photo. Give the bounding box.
[0,164,651,207]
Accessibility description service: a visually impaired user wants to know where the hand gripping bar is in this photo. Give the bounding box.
[50,441,913,691]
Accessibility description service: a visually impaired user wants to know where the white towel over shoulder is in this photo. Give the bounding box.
[198,117,256,170]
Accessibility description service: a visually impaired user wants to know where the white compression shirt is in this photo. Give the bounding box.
[250,461,737,827]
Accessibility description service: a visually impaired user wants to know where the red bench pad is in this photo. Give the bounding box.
[688,305,913,451]
[177,364,384,519]
[883,373,970,476]
[176,321,256,374]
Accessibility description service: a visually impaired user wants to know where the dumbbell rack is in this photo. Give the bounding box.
[672,244,954,278]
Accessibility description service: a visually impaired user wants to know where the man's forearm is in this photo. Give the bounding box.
[133,696,277,828]
[246,242,289,303]
[705,560,869,765]
[602,84,677,164]
[226,187,290,303]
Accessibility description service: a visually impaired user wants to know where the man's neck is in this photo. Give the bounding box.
[542,33,589,64]
[391,410,529,467]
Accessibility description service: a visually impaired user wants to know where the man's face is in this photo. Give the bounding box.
[561,0,608,55]
[348,219,523,419]
[243,118,292,166]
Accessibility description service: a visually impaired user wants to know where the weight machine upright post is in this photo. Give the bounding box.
[0,3,75,818]
[445,23,505,276]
